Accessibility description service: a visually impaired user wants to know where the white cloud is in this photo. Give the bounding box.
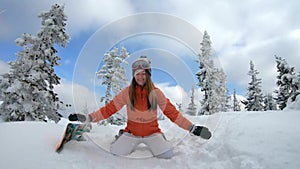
[54,79,101,117]
[155,83,206,113]
[1,0,299,97]
[0,0,134,41]
[155,82,189,106]
[289,29,300,39]
[0,60,10,74]
[63,0,134,37]
[157,0,300,95]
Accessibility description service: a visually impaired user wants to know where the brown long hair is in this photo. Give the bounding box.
[129,71,157,111]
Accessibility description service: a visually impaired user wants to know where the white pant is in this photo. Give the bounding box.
[110,132,173,159]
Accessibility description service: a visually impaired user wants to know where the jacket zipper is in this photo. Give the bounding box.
[141,86,144,101]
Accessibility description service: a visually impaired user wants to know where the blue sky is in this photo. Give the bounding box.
[1,0,300,112]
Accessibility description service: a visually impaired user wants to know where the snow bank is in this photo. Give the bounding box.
[0,110,299,169]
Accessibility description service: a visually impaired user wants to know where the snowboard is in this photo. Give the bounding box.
[55,123,92,153]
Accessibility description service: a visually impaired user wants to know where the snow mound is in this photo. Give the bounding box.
[0,111,299,169]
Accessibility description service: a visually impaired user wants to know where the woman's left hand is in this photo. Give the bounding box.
[68,113,90,123]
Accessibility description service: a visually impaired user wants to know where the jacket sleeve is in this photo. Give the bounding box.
[89,87,129,122]
[155,88,193,131]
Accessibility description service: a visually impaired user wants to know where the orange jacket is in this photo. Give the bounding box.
[89,86,193,137]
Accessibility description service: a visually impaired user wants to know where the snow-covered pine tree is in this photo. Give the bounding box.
[225,92,232,112]
[245,60,264,111]
[215,68,230,112]
[274,55,299,109]
[196,31,213,115]
[291,72,300,101]
[186,85,197,116]
[263,93,277,111]
[111,48,130,95]
[233,89,241,111]
[196,31,228,115]
[96,47,129,125]
[0,4,69,122]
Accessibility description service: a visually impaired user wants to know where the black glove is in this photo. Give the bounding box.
[68,114,89,122]
[190,125,212,139]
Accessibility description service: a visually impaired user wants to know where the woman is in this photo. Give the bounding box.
[69,56,211,159]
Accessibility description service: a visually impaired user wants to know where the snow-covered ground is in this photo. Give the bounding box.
[1,108,299,169]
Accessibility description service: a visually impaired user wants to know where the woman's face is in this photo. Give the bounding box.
[134,70,147,86]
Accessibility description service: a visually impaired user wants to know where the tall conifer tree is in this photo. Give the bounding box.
[0,4,69,122]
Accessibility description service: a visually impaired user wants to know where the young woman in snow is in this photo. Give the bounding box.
[69,56,211,159]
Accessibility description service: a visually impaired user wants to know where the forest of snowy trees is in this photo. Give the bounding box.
[0,3,299,124]
[194,30,300,114]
